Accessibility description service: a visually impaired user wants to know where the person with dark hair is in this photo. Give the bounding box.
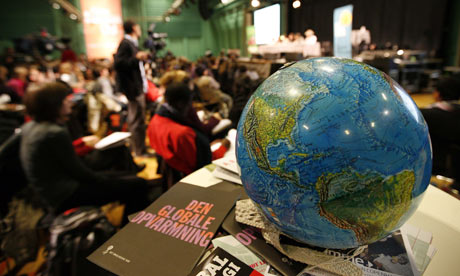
[114,20,150,156]
[147,83,229,176]
[20,82,150,214]
[420,74,460,179]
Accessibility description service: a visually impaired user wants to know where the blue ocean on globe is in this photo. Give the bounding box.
[236,57,432,249]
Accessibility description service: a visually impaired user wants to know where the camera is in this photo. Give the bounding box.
[143,23,167,56]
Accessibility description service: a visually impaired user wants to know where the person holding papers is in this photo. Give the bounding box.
[147,83,229,176]
[20,82,150,215]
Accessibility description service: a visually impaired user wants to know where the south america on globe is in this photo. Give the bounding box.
[236,57,432,249]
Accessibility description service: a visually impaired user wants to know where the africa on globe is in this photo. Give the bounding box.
[236,57,432,249]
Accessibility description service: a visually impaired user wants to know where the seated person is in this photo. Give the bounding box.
[420,75,460,179]
[159,69,222,138]
[7,66,28,100]
[194,66,233,118]
[147,83,229,176]
[20,82,150,214]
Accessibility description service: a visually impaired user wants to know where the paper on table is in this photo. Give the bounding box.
[212,166,242,185]
[180,166,222,187]
[212,156,240,175]
[94,132,131,150]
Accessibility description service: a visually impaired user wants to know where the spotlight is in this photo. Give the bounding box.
[52,2,60,9]
[397,49,404,55]
[293,0,301,9]
[251,0,260,8]
[221,0,230,3]
[165,16,171,22]
[69,13,77,20]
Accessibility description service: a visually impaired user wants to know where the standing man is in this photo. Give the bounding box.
[114,20,149,156]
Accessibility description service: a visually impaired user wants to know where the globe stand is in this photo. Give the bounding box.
[235,199,366,276]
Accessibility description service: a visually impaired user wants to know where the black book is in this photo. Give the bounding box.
[88,182,242,276]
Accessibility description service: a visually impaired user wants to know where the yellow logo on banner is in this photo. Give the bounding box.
[340,10,353,26]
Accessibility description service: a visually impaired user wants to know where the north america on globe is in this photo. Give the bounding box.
[236,57,432,249]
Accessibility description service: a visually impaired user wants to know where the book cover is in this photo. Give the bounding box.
[88,182,241,276]
[188,247,264,276]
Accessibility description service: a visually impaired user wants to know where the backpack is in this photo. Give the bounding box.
[44,206,116,276]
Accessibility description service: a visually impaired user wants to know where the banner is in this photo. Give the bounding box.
[80,0,123,60]
[333,4,353,58]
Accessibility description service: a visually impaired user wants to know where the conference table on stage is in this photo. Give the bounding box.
[180,167,460,276]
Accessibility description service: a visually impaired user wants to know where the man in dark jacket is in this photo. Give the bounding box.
[114,20,149,156]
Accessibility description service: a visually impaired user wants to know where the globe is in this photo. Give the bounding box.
[236,57,432,249]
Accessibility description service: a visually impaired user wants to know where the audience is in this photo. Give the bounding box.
[20,82,150,214]
[0,42,261,219]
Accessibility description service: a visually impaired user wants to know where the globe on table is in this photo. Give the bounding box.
[236,57,432,249]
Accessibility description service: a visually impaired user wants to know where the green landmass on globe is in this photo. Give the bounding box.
[316,169,414,244]
[243,93,309,183]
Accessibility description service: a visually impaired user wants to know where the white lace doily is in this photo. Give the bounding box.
[235,199,365,276]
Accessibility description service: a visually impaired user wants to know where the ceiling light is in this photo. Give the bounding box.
[251,0,260,8]
[69,13,77,20]
[52,2,60,9]
[293,0,301,9]
[221,0,230,4]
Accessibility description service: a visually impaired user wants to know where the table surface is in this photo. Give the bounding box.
[181,167,460,276]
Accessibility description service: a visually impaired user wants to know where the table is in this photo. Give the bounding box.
[181,167,460,276]
[258,42,321,57]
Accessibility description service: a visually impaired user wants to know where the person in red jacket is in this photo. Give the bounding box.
[147,83,229,175]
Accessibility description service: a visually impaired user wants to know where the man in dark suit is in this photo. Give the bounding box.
[114,20,149,156]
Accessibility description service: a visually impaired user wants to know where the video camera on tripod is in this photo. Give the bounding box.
[143,23,167,57]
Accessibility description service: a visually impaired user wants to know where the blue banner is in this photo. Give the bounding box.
[333,4,353,58]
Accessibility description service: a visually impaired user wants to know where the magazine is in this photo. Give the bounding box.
[302,231,415,276]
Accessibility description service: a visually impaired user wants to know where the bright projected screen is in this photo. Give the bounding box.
[254,4,280,45]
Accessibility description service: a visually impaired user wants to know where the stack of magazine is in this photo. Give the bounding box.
[216,206,436,276]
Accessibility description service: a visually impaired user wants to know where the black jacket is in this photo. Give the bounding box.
[114,39,143,100]
[20,121,105,208]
